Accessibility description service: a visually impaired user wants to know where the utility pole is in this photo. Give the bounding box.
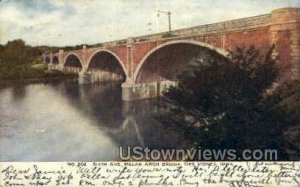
[157,10,172,32]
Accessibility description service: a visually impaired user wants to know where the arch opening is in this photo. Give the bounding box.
[52,56,59,65]
[87,51,126,83]
[64,54,82,73]
[45,57,50,64]
[135,42,227,84]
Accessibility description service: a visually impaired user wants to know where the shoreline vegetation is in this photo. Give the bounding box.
[0,63,78,87]
[0,39,78,87]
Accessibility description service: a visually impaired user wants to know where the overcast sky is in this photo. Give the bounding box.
[0,0,299,47]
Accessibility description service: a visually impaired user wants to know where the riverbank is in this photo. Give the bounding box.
[0,63,78,87]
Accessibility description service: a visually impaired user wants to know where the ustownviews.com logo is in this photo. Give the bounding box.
[119,146,278,161]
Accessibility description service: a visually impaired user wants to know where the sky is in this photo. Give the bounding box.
[0,0,299,47]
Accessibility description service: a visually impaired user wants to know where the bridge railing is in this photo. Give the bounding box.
[133,14,271,42]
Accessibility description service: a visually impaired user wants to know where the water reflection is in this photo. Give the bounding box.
[0,80,184,161]
[11,83,26,101]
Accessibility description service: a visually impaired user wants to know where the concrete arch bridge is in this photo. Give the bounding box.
[44,8,300,101]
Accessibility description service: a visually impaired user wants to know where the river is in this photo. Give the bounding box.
[0,80,184,161]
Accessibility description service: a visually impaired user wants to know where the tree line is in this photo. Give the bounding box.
[0,39,75,81]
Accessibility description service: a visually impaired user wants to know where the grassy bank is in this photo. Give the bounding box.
[0,63,78,86]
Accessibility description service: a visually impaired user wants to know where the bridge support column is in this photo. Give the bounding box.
[47,53,54,70]
[43,53,47,64]
[122,80,177,101]
[126,38,135,78]
[78,69,92,84]
[270,8,300,81]
[57,49,65,71]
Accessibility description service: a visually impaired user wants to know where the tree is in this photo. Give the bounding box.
[0,40,45,80]
[158,46,299,160]
[1,39,29,65]
[279,79,300,159]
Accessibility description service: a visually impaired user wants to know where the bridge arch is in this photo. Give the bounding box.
[63,52,84,68]
[45,56,51,64]
[87,49,128,81]
[133,40,229,83]
[87,49,128,78]
[52,56,59,64]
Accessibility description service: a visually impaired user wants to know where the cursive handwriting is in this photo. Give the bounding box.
[1,162,300,187]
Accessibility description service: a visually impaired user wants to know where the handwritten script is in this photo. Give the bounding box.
[1,162,300,187]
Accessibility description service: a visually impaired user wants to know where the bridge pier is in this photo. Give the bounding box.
[121,80,177,101]
[48,63,63,71]
[78,70,92,84]
[270,8,300,81]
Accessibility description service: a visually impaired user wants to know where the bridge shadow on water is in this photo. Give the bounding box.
[49,79,186,151]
